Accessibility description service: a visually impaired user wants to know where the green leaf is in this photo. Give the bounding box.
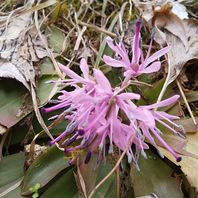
[79,155,117,198]
[40,58,56,75]
[0,73,57,130]
[131,150,184,198]
[37,75,58,105]
[21,146,70,196]
[47,27,65,54]
[0,153,24,198]
[0,79,27,128]
[40,168,78,198]
[0,186,23,198]
[0,152,25,188]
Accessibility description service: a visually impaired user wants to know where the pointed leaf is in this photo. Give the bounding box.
[21,146,70,196]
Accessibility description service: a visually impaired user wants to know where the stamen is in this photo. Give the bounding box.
[84,151,92,164]
[151,128,182,162]
[62,133,78,146]
[108,144,114,154]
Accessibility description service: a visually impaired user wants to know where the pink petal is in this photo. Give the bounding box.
[84,105,108,131]
[132,21,141,64]
[155,111,180,121]
[93,69,112,93]
[141,61,161,74]
[105,37,131,67]
[131,108,156,128]
[142,95,180,109]
[141,46,170,69]
[58,63,85,83]
[80,58,90,80]
[117,93,140,100]
[103,55,126,68]
[106,36,118,51]
[151,128,181,162]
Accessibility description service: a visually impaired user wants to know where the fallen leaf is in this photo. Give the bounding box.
[159,129,198,188]
[175,117,198,133]
[0,1,57,140]
[134,1,196,86]
[159,19,198,86]
[133,0,188,23]
[0,1,48,90]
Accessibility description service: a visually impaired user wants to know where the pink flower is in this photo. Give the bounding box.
[130,95,182,162]
[103,21,170,78]
[44,59,181,165]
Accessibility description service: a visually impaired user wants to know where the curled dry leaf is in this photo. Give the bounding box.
[152,5,198,85]
[0,0,48,90]
[133,1,197,87]
[150,5,198,115]
[160,134,198,189]
[0,1,55,141]
[133,0,188,22]
[158,120,198,188]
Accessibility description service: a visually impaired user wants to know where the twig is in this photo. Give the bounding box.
[77,160,88,198]
[34,3,64,79]
[30,84,64,151]
[88,133,136,198]
[130,80,153,87]
[116,167,120,198]
[30,84,53,140]
[78,20,116,37]
[176,80,197,125]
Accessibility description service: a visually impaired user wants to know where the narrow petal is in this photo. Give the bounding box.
[105,37,131,67]
[117,92,141,100]
[106,36,118,52]
[142,95,180,109]
[155,111,180,121]
[94,69,112,93]
[80,58,90,80]
[84,105,108,131]
[141,61,161,74]
[141,46,170,69]
[58,63,85,83]
[151,128,181,162]
[103,55,126,68]
[132,21,141,64]
[131,108,156,128]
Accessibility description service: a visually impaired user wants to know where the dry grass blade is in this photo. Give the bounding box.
[95,2,128,67]
[34,5,64,79]
[78,21,116,37]
[88,133,136,198]
[30,83,54,140]
[176,80,197,125]
[77,162,88,198]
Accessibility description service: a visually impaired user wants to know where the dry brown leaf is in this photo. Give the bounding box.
[164,19,198,84]
[153,4,188,48]
[152,3,198,85]
[0,1,48,90]
[138,2,198,118]
[160,132,198,189]
[0,1,56,142]
[133,0,188,22]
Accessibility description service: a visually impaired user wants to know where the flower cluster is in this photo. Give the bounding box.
[104,22,170,79]
[44,21,182,166]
